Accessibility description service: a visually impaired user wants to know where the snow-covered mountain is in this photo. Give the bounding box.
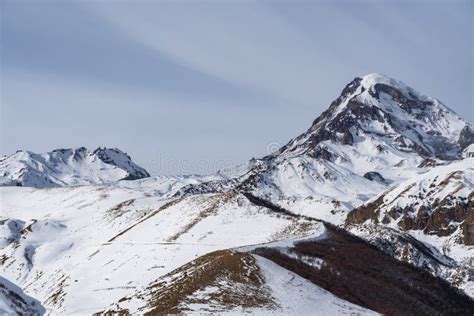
[279,73,470,160]
[0,147,150,187]
[175,73,472,223]
[256,73,471,195]
[1,73,473,315]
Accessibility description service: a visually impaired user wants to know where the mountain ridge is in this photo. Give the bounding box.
[172,73,473,224]
[0,146,150,188]
[1,73,473,314]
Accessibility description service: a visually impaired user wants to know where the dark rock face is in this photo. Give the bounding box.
[313,147,333,161]
[345,195,385,225]
[395,201,469,237]
[393,135,431,157]
[369,83,438,120]
[93,147,116,165]
[342,131,353,145]
[346,192,474,245]
[311,77,363,128]
[459,125,474,149]
[121,171,150,181]
[461,210,474,245]
[93,147,150,180]
[424,199,470,236]
[72,147,87,161]
[254,223,474,316]
[277,78,364,156]
[363,171,386,183]
[418,158,440,168]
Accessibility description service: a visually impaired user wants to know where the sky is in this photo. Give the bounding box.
[1,0,473,175]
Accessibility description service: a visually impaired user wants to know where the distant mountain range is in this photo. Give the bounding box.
[1,74,473,315]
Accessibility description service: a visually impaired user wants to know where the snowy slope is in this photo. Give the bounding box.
[102,249,377,315]
[0,276,45,315]
[102,221,474,315]
[0,147,150,187]
[117,173,228,198]
[0,186,323,314]
[346,158,474,296]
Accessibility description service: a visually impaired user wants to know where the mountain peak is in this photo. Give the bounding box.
[0,146,150,187]
[279,74,470,161]
[92,147,150,180]
[360,72,408,88]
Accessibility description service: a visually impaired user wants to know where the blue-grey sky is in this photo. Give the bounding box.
[1,0,473,175]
